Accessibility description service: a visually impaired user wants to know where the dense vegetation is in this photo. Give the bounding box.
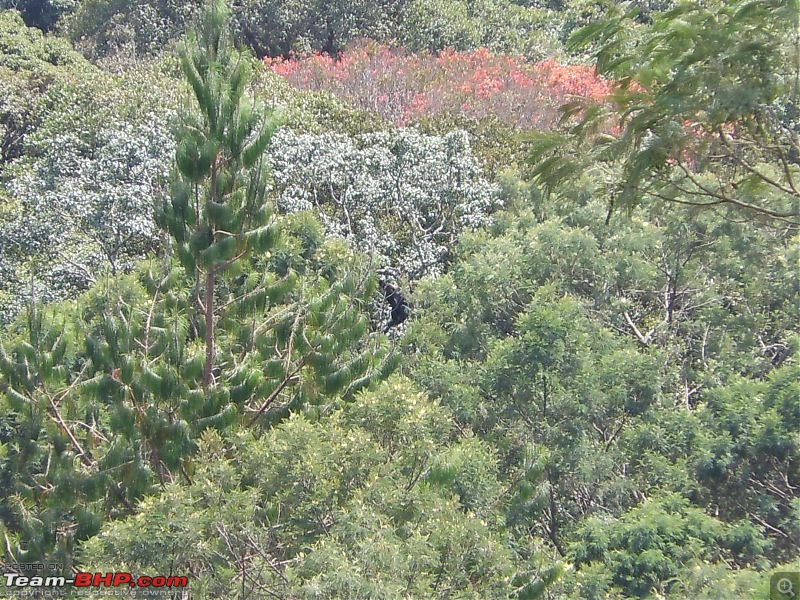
[0,0,797,598]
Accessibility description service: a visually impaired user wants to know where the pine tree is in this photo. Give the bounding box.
[0,0,396,567]
[158,0,281,390]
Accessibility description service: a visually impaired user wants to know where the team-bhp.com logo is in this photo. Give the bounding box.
[4,572,188,591]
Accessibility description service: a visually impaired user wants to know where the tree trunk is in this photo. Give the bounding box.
[203,268,215,389]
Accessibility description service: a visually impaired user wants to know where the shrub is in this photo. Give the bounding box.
[266,41,611,130]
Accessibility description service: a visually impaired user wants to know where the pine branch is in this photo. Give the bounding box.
[245,362,304,427]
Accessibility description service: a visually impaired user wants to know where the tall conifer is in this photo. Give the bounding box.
[158,0,280,389]
[0,0,395,567]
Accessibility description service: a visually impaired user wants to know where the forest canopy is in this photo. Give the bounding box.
[0,0,797,599]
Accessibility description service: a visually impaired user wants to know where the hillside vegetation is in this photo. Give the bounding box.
[0,0,797,598]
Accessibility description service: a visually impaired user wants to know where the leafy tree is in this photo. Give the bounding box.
[400,0,481,52]
[468,0,563,59]
[1,117,174,320]
[270,127,500,278]
[64,0,202,58]
[79,378,562,598]
[529,0,800,223]
[412,113,525,178]
[0,12,182,323]
[0,0,79,31]
[0,10,93,167]
[403,183,798,596]
[567,493,768,599]
[0,0,395,568]
[235,0,407,57]
[691,365,800,562]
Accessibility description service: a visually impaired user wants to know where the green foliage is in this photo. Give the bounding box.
[1,0,798,596]
[0,10,85,71]
[411,111,525,178]
[0,12,182,323]
[0,10,92,166]
[0,0,79,31]
[0,0,395,569]
[0,231,395,565]
[0,121,176,323]
[64,0,202,59]
[248,69,393,137]
[470,0,564,59]
[691,366,800,562]
[79,378,561,598]
[1,115,174,321]
[401,0,481,52]
[61,0,575,61]
[158,0,283,389]
[236,0,562,59]
[568,493,768,599]
[404,184,798,595]
[529,0,800,223]
[270,127,500,278]
[235,0,405,57]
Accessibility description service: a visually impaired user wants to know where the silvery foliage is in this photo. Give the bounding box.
[270,128,500,278]
[0,115,174,321]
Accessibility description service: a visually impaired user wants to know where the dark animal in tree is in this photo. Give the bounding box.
[380,281,409,333]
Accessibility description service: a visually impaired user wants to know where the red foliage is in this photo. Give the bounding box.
[265,41,612,130]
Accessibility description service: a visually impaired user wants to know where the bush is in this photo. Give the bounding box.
[266,41,611,130]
